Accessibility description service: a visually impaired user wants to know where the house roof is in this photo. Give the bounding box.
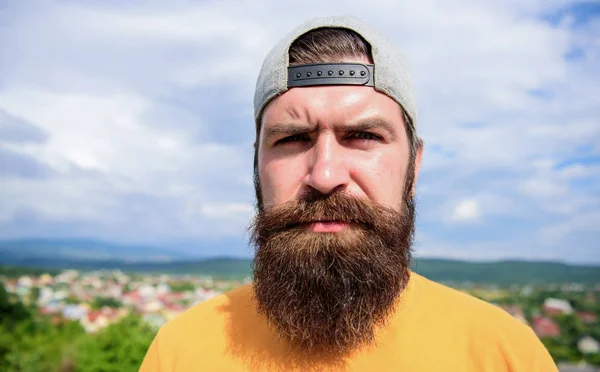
[533,316,561,337]
[87,310,104,322]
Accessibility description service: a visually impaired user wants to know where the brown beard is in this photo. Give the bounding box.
[250,190,415,354]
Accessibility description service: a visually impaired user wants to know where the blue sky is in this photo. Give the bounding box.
[0,0,598,263]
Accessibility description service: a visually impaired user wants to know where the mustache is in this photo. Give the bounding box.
[251,191,400,237]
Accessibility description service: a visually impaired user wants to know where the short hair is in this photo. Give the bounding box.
[288,28,373,65]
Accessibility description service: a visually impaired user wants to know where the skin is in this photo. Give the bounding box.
[258,69,423,231]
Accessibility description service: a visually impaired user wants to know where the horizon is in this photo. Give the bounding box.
[0,1,599,263]
[1,237,599,266]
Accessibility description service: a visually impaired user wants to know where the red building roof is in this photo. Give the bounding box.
[532,316,561,338]
[577,312,597,323]
[87,310,103,322]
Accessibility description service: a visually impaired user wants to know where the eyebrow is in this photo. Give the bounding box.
[343,118,397,140]
[262,117,398,143]
[262,123,316,144]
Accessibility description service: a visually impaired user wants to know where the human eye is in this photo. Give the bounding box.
[348,131,383,141]
[275,133,309,145]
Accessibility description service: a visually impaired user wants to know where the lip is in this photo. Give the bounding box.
[305,220,349,233]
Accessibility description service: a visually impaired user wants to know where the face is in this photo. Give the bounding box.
[258,82,422,217]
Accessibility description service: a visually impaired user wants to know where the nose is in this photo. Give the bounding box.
[304,134,350,195]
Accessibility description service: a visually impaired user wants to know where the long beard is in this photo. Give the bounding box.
[250,191,415,354]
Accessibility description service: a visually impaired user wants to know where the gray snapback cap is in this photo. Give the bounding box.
[253,16,417,137]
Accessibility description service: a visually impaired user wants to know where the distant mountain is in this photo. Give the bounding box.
[1,257,254,280]
[0,238,193,263]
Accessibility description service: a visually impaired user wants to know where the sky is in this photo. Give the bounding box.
[0,0,599,263]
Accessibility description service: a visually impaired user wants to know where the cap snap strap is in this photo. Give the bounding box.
[288,63,374,88]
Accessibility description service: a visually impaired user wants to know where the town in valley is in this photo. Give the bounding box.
[1,266,599,371]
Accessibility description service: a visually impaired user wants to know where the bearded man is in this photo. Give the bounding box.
[140,16,557,371]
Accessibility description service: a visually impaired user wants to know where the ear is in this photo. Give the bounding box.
[411,139,423,197]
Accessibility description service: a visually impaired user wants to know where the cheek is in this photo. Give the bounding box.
[350,151,407,206]
[259,154,305,206]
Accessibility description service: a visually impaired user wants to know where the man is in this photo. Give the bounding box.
[140,16,557,371]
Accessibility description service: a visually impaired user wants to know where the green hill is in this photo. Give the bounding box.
[410,258,600,285]
[2,257,599,285]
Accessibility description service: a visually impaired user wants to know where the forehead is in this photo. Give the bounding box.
[261,85,405,131]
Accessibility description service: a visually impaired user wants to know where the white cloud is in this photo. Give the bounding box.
[520,177,568,198]
[559,164,599,179]
[451,199,482,222]
[414,237,572,263]
[201,203,254,220]
[537,210,600,247]
[0,0,598,261]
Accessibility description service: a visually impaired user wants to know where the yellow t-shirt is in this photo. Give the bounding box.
[140,272,557,371]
